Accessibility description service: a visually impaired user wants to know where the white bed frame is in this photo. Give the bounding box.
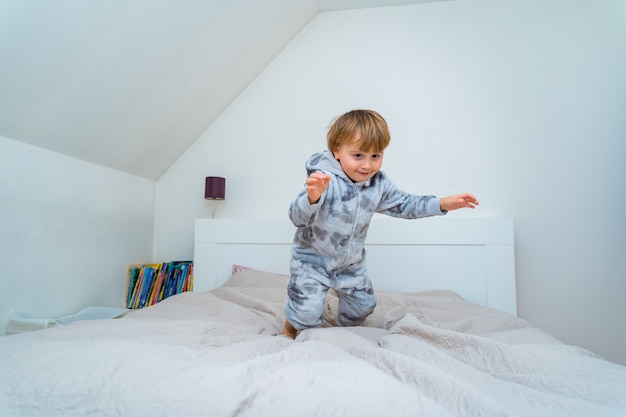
[194,217,517,315]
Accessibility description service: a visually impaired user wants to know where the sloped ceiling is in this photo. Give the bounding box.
[0,0,444,180]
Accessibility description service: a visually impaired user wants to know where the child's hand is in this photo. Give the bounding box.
[306,171,331,204]
[440,193,479,211]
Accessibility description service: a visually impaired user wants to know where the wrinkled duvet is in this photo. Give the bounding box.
[1,269,625,417]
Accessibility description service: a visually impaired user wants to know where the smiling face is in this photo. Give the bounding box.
[327,110,390,182]
[333,134,384,183]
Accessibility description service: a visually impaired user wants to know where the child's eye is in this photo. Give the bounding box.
[353,153,362,159]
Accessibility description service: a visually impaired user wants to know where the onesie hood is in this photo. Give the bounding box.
[305,150,368,184]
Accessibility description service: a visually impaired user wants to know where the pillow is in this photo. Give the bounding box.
[223,265,290,289]
[231,264,251,274]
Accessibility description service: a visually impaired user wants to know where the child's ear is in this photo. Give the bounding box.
[332,150,340,160]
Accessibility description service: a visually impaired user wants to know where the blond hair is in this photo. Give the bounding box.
[327,109,390,153]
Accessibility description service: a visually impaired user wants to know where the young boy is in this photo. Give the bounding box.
[283,109,478,338]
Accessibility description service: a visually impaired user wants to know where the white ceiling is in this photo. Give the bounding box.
[0,0,445,180]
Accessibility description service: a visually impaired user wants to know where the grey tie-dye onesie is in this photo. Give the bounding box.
[284,150,446,330]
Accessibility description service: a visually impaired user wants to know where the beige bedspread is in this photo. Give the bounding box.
[1,269,625,417]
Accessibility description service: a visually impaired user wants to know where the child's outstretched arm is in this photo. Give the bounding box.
[440,193,479,211]
[306,171,331,204]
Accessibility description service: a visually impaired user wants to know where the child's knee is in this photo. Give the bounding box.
[284,299,324,329]
[285,270,328,330]
[336,290,376,327]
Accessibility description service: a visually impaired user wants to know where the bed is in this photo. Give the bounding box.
[1,217,625,417]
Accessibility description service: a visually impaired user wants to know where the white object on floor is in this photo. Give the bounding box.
[5,306,129,335]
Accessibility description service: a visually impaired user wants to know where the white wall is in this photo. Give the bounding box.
[0,136,155,333]
[155,0,626,364]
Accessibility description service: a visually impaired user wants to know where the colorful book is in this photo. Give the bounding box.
[127,261,194,309]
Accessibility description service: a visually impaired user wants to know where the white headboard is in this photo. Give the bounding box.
[193,217,517,315]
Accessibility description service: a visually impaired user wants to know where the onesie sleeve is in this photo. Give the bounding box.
[288,188,326,227]
[376,177,445,219]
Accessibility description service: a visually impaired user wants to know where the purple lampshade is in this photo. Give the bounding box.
[204,176,225,200]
